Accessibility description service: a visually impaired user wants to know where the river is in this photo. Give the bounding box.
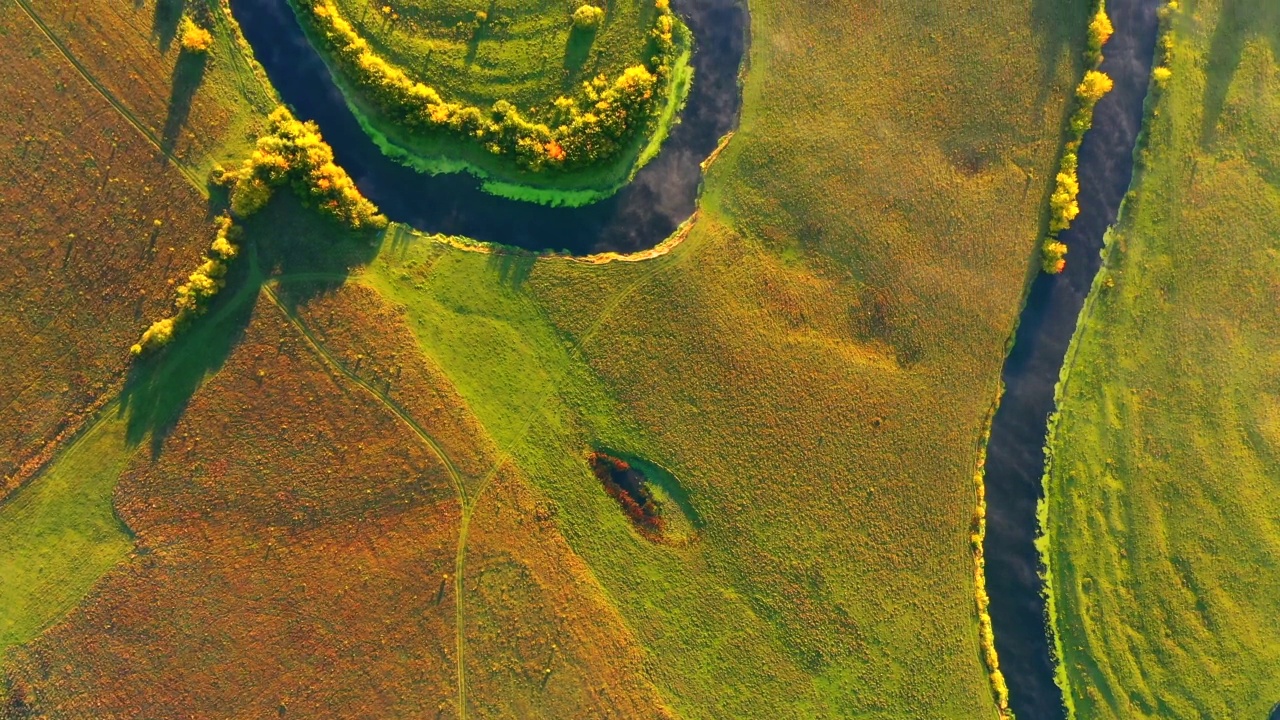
[981,0,1160,717]
[227,0,746,254]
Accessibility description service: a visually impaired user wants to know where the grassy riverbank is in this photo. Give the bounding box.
[1042,1,1280,716]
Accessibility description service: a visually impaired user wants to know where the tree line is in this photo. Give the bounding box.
[1041,1,1114,274]
[132,107,387,355]
[298,0,684,171]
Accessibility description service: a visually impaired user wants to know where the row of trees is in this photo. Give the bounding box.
[298,0,682,171]
[132,107,386,355]
[1041,2,1114,274]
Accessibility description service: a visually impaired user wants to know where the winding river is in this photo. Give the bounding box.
[982,0,1159,717]
[227,0,746,255]
[229,0,1161,715]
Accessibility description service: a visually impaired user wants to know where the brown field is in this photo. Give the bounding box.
[2,297,464,718]
[0,1,216,500]
[279,280,502,494]
[18,0,272,170]
[461,463,671,719]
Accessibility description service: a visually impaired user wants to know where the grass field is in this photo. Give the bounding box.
[0,413,133,659]
[0,0,1102,715]
[331,0,661,112]
[1042,1,1280,717]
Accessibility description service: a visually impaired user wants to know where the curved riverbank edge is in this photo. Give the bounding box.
[405,207,701,265]
[227,0,747,255]
[978,0,1159,717]
[283,0,696,207]
[1037,44,1164,720]
[971,394,1016,720]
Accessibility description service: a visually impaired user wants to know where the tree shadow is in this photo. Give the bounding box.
[161,50,207,152]
[563,27,596,81]
[1200,0,1280,148]
[486,248,538,288]
[119,196,386,457]
[465,1,497,67]
[1029,0,1090,112]
[152,0,185,53]
[120,249,262,457]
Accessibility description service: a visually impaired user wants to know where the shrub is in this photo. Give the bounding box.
[1076,70,1114,105]
[1086,1,1114,63]
[1041,239,1068,274]
[1152,65,1172,87]
[572,4,605,29]
[179,16,214,54]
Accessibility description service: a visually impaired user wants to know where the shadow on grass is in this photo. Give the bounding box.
[152,0,185,53]
[465,1,497,67]
[1200,0,1280,148]
[161,50,207,152]
[487,248,538,288]
[563,27,596,80]
[1029,0,1091,114]
[119,197,386,457]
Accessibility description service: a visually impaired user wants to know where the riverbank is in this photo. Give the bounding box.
[1040,0,1280,715]
[229,0,744,253]
[979,0,1160,716]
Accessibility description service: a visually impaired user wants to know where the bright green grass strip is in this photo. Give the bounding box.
[1042,2,1280,716]
[0,413,134,658]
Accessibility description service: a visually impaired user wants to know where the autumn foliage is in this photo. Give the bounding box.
[179,16,214,54]
[588,451,665,538]
[132,107,385,356]
[297,0,681,170]
[1042,1,1114,275]
[572,4,606,29]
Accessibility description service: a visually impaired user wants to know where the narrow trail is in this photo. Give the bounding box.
[260,282,469,506]
[262,236,697,718]
[12,0,206,192]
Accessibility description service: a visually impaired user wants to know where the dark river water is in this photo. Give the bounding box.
[227,0,746,254]
[982,0,1160,718]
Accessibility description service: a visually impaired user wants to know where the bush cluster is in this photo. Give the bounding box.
[179,16,214,54]
[970,446,1014,720]
[133,107,386,356]
[1150,1,1178,89]
[132,215,240,355]
[220,106,388,229]
[1042,1,1114,274]
[588,451,666,538]
[297,0,680,171]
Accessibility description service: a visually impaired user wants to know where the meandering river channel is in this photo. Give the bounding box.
[982,0,1159,717]
[229,0,1162,715]
[228,0,746,254]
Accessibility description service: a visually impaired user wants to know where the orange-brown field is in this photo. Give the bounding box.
[3,298,463,716]
[0,2,213,499]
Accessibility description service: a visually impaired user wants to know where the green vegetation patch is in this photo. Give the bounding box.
[1042,1,1280,716]
[331,0,659,110]
[0,414,134,658]
[293,0,691,199]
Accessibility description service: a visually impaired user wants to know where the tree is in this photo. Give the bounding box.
[572,4,605,30]
[179,16,214,54]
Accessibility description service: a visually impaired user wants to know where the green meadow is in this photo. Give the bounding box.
[1042,0,1280,717]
